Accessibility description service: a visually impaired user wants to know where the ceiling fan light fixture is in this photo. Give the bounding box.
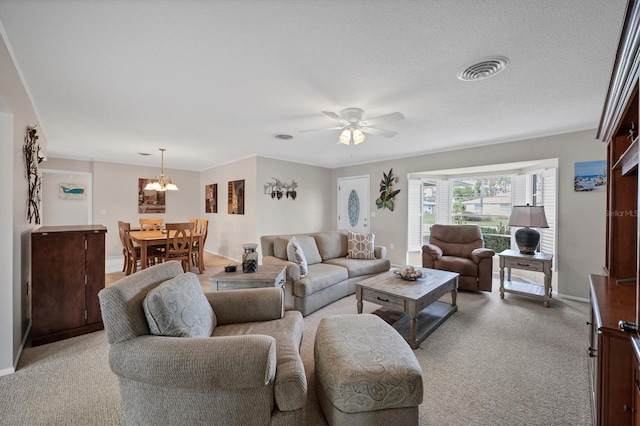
[339,128,352,145]
[352,128,365,145]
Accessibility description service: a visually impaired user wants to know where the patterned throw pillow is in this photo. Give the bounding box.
[287,236,308,276]
[143,272,216,337]
[347,231,376,259]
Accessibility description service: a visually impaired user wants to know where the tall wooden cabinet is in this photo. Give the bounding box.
[593,0,640,424]
[31,225,107,346]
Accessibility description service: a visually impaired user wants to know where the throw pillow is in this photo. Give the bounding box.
[347,231,376,259]
[143,272,216,337]
[287,236,308,276]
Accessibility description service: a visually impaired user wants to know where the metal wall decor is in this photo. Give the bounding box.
[24,126,44,224]
[263,178,298,200]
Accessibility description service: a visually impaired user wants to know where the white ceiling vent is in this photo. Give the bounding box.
[273,134,294,140]
[457,56,509,81]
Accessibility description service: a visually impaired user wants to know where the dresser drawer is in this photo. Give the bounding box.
[362,288,405,311]
[503,257,544,272]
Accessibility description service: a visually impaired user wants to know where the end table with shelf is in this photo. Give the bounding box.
[209,264,286,291]
[499,249,553,307]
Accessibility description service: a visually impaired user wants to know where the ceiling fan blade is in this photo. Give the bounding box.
[321,111,349,125]
[361,126,398,138]
[299,126,344,133]
[361,112,405,126]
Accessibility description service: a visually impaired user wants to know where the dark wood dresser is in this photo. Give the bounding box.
[595,0,640,424]
[31,225,107,346]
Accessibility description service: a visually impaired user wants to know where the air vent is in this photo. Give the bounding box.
[457,56,509,81]
[273,134,294,140]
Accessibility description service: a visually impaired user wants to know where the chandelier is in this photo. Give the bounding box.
[144,148,178,191]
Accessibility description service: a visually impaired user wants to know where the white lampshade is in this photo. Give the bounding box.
[144,181,162,191]
[338,128,351,145]
[352,128,365,144]
[508,205,549,228]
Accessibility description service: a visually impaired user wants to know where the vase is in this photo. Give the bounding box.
[242,243,258,273]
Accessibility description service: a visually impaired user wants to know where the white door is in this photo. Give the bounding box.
[337,175,370,233]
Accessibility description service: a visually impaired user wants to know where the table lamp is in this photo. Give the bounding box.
[507,204,549,254]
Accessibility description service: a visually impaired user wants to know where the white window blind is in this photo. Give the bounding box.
[540,168,557,269]
[436,179,451,225]
[510,175,527,250]
[407,178,423,252]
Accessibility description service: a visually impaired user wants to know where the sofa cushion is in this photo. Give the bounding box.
[295,235,323,265]
[273,236,290,260]
[435,256,478,277]
[287,236,308,276]
[293,263,349,297]
[314,231,348,260]
[143,272,216,337]
[323,257,391,278]
[347,231,376,259]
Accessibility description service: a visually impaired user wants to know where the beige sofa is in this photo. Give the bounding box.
[261,231,391,316]
[98,261,306,426]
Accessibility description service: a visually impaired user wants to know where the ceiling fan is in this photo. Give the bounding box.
[301,107,405,145]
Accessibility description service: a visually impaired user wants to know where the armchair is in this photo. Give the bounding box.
[422,224,495,291]
[98,261,306,426]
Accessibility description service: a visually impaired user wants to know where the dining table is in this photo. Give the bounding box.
[128,229,205,273]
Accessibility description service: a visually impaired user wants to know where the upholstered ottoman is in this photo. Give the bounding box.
[314,314,423,425]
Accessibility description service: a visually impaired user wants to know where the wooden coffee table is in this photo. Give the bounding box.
[356,268,459,349]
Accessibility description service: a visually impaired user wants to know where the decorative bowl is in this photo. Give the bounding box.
[393,267,424,281]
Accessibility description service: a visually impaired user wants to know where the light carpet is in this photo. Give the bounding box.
[0,279,591,425]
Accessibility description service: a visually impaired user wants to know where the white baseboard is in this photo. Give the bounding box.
[555,293,589,303]
[2,321,31,377]
[0,366,14,376]
[105,256,123,274]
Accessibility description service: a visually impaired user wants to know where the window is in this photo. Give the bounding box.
[451,177,512,252]
[408,165,556,264]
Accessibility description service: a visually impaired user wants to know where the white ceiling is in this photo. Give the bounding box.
[0,0,628,171]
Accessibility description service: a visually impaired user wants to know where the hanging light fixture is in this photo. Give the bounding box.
[338,127,366,146]
[144,148,178,191]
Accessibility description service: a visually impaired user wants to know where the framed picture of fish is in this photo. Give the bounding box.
[59,183,87,200]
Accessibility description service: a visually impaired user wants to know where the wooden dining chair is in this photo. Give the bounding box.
[122,225,142,275]
[164,222,194,272]
[117,221,128,272]
[191,219,209,270]
[139,218,163,231]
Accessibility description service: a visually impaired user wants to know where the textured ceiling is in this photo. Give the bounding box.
[0,0,628,171]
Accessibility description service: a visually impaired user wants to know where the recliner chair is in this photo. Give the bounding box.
[422,224,495,291]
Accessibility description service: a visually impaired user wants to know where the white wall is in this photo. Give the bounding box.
[332,129,607,300]
[199,156,258,262]
[0,30,46,375]
[255,157,332,251]
[40,170,91,226]
[43,157,201,259]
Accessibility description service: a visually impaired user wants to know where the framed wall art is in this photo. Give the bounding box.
[205,183,217,213]
[574,160,607,192]
[59,183,87,200]
[138,178,166,213]
[228,179,245,215]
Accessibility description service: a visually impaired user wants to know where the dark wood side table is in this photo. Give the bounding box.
[209,264,286,291]
[499,249,553,307]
